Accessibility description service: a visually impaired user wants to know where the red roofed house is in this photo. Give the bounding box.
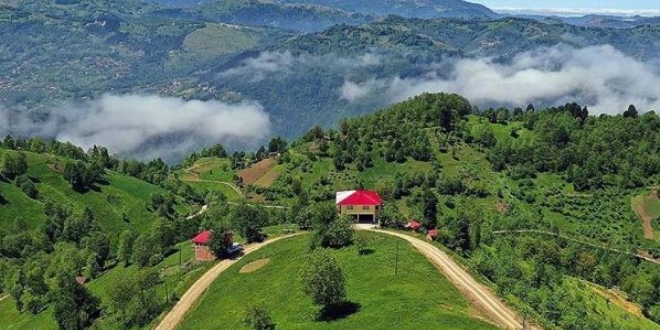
[405,221,422,231]
[336,190,382,224]
[427,229,438,241]
[192,230,234,261]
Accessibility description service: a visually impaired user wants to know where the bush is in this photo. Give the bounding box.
[243,305,275,330]
[300,252,346,309]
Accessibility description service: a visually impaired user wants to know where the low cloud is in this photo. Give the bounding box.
[340,79,384,103]
[219,51,382,82]
[219,51,295,82]
[343,45,660,115]
[0,94,271,162]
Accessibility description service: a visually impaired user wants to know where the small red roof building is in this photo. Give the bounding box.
[192,230,211,245]
[335,190,382,206]
[427,229,438,240]
[405,221,421,230]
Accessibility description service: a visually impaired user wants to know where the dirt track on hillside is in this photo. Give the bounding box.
[154,234,300,330]
[632,192,655,240]
[359,226,536,330]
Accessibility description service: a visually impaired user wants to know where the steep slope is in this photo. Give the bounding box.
[0,149,169,235]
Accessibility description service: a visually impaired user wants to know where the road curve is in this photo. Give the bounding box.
[359,226,532,330]
[154,234,301,330]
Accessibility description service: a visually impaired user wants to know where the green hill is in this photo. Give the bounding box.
[179,233,501,330]
[247,93,660,329]
[0,149,171,234]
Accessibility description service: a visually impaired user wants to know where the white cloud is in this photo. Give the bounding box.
[219,51,295,82]
[361,44,660,114]
[340,79,384,103]
[0,94,271,161]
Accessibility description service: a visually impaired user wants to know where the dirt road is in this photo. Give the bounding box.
[358,226,530,330]
[154,234,300,330]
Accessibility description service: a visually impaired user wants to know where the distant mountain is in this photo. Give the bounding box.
[186,16,660,138]
[272,0,498,19]
[152,0,375,33]
[151,0,496,32]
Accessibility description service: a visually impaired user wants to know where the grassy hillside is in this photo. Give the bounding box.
[179,232,500,330]
[0,149,173,235]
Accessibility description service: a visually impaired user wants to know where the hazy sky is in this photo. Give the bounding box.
[472,0,659,10]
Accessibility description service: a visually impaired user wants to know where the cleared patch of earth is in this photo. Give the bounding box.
[632,191,656,239]
[239,258,270,273]
[494,200,509,213]
[239,157,276,185]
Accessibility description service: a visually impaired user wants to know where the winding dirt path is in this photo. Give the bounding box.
[154,234,301,330]
[183,179,245,198]
[358,226,531,330]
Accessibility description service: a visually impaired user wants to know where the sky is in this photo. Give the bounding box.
[472,0,659,10]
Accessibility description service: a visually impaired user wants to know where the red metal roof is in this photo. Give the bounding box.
[192,230,211,245]
[406,221,421,229]
[336,190,382,206]
[427,229,438,237]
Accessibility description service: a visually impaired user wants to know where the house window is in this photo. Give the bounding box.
[347,205,353,210]
[363,205,370,210]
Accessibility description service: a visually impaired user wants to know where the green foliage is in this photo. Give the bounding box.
[107,268,165,328]
[231,202,266,243]
[1,152,28,180]
[300,251,347,308]
[51,273,101,330]
[243,304,275,330]
[309,204,354,249]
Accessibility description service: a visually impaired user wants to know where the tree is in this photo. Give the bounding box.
[52,273,101,330]
[208,223,233,259]
[1,152,28,180]
[117,229,137,266]
[232,203,265,243]
[243,305,275,330]
[300,252,346,309]
[421,187,438,228]
[623,104,638,118]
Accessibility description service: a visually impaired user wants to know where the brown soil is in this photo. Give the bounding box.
[632,192,655,240]
[239,157,276,185]
[254,169,279,187]
[494,200,509,213]
[239,258,270,273]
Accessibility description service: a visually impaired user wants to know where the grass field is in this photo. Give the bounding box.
[179,233,500,330]
[0,150,170,236]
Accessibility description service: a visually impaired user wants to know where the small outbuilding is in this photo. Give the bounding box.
[405,221,422,231]
[426,229,438,241]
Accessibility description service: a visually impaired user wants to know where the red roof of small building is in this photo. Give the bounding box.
[192,230,211,245]
[336,190,382,206]
[406,221,421,229]
[427,229,438,237]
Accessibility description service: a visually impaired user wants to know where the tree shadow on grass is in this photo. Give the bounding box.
[316,301,361,322]
[358,248,375,256]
